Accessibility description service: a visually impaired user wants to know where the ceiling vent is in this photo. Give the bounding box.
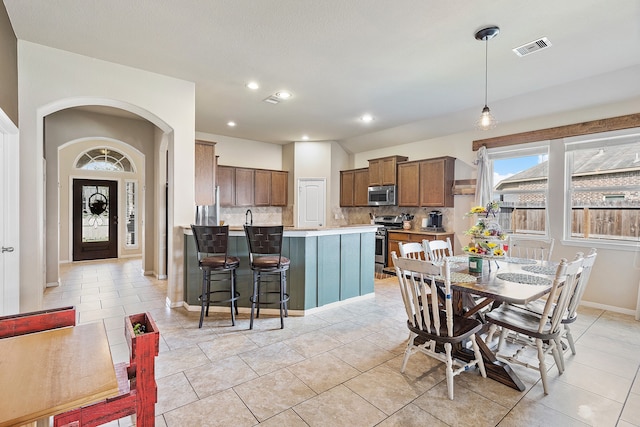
[263,95,280,104]
[512,37,552,57]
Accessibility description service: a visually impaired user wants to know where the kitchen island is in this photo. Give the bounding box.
[183,225,377,314]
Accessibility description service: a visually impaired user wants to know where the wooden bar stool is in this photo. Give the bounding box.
[244,225,290,329]
[191,225,240,328]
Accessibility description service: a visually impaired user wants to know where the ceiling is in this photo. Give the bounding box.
[4,0,640,153]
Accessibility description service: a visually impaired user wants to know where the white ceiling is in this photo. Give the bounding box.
[5,0,640,153]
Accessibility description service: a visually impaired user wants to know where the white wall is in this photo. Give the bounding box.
[350,96,640,313]
[18,41,195,311]
[196,132,283,170]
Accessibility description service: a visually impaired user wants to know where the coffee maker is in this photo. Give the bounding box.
[423,210,444,232]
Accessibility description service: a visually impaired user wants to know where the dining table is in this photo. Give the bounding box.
[441,255,559,391]
[0,322,120,427]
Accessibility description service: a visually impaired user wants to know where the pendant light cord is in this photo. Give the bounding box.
[484,38,489,107]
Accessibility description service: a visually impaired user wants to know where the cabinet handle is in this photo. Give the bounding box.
[2,247,14,253]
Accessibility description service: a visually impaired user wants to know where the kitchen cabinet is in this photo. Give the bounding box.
[368,155,408,186]
[340,168,369,207]
[254,169,271,206]
[194,141,216,205]
[217,166,288,207]
[387,230,455,268]
[270,170,288,206]
[397,156,455,207]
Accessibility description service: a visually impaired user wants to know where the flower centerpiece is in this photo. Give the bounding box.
[463,201,507,257]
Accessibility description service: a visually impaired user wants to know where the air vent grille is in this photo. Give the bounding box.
[513,37,552,57]
[263,96,280,104]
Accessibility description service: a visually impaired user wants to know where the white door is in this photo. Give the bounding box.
[0,109,19,315]
[298,178,326,228]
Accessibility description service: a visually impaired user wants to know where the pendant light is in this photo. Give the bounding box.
[475,26,500,130]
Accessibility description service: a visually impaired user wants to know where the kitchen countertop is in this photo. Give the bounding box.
[183,224,378,237]
[389,229,453,235]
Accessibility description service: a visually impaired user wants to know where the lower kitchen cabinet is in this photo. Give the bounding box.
[387,230,454,267]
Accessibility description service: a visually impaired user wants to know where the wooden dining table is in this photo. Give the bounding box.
[0,322,119,427]
[443,256,558,391]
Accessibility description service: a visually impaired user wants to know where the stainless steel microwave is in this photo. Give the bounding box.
[368,185,397,206]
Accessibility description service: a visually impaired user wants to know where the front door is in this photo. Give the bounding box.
[73,179,118,261]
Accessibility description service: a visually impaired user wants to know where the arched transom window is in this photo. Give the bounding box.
[76,148,134,172]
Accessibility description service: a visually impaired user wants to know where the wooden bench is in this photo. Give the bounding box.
[0,306,76,338]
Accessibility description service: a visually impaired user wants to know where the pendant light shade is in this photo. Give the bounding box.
[475,26,499,130]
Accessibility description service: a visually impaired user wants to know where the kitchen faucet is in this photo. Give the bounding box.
[245,209,253,226]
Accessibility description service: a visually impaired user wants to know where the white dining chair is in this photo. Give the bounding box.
[507,236,555,261]
[423,237,453,262]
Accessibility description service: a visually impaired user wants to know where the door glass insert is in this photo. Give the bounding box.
[82,185,110,242]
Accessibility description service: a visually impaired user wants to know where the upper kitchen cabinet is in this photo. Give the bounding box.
[217,165,287,207]
[194,141,216,205]
[368,155,408,186]
[397,156,455,207]
[340,168,369,207]
[270,170,288,206]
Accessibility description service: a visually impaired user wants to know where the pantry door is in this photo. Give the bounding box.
[298,178,326,228]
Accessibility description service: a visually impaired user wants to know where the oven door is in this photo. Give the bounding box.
[375,232,387,266]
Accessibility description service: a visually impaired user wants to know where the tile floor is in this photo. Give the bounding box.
[44,258,640,427]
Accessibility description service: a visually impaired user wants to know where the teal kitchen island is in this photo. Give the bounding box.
[183,225,377,314]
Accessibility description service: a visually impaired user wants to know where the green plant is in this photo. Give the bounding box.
[132,322,146,335]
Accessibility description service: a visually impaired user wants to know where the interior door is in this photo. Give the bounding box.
[73,179,118,261]
[298,178,326,228]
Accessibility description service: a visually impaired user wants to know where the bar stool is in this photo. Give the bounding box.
[191,225,240,328]
[244,225,290,329]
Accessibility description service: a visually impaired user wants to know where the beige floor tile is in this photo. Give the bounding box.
[155,345,210,379]
[329,337,396,371]
[197,332,259,362]
[287,352,360,393]
[558,361,632,403]
[320,320,375,344]
[413,381,509,427]
[284,330,343,358]
[498,399,589,426]
[155,372,198,415]
[293,384,387,427]
[576,331,640,362]
[376,403,449,427]
[234,368,316,422]
[239,341,305,375]
[258,408,308,426]
[633,376,640,394]
[383,352,447,390]
[163,388,257,427]
[620,392,640,425]
[523,379,623,426]
[184,355,259,398]
[160,326,219,350]
[344,363,432,415]
[570,343,640,378]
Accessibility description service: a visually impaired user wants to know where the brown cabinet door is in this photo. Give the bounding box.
[254,169,271,206]
[353,168,369,206]
[340,170,355,206]
[194,142,216,205]
[270,171,288,206]
[216,165,235,206]
[368,159,382,186]
[387,231,410,267]
[382,157,398,185]
[398,162,420,206]
[235,168,255,206]
[420,157,455,207]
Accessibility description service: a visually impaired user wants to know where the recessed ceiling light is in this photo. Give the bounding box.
[275,91,292,100]
[246,81,260,90]
[227,121,236,127]
[302,135,309,140]
[360,114,374,123]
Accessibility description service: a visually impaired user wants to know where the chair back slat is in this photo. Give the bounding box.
[423,238,453,262]
[565,248,597,320]
[398,242,426,260]
[538,254,583,334]
[392,253,452,337]
[244,225,285,266]
[508,236,555,261]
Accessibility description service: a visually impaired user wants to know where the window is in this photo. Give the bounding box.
[488,142,550,236]
[565,131,640,243]
[125,181,138,248]
[76,148,134,172]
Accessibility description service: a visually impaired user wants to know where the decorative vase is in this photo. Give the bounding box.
[402,220,411,230]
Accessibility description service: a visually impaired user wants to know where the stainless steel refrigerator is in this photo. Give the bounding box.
[194,186,220,226]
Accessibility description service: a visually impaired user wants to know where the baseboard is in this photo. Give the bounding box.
[580,300,636,317]
[46,280,61,288]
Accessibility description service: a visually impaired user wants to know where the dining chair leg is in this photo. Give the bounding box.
[400,332,416,373]
[554,337,565,372]
[536,339,550,395]
[444,342,454,400]
[565,325,577,355]
[469,334,487,378]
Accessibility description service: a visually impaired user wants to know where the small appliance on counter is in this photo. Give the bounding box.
[421,210,445,232]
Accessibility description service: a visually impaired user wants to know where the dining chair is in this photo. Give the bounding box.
[392,252,486,400]
[485,253,584,395]
[397,241,427,260]
[244,225,290,329]
[507,236,555,261]
[423,237,453,262]
[191,225,240,328]
[520,248,598,369]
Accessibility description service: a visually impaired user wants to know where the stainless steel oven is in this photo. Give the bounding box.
[373,215,403,268]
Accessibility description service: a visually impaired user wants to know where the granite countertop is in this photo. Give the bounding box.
[389,228,452,235]
[183,224,377,237]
